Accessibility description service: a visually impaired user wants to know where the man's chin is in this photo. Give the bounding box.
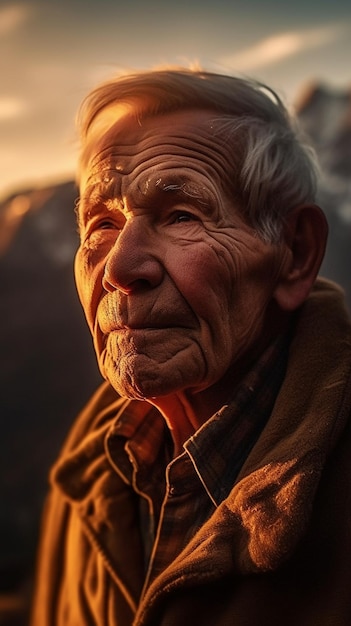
[98,348,201,401]
[110,366,181,400]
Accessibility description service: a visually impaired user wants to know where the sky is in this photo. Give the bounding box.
[1,0,351,200]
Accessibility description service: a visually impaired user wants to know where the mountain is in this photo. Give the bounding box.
[1,83,351,624]
[296,82,351,308]
[0,181,102,624]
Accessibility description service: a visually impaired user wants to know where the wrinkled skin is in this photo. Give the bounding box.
[75,109,288,449]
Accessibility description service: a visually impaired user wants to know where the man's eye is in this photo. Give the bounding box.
[96,220,116,230]
[90,216,124,232]
[82,219,121,243]
[171,211,198,224]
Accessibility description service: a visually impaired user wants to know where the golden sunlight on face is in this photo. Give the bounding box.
[75,108,285,401]
[79,103,135,189]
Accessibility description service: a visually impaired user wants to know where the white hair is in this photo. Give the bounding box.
[77,68,318,242]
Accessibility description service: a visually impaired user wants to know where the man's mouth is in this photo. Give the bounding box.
[98,309,195,334]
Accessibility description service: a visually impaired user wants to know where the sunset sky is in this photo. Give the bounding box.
[1,0,351,199]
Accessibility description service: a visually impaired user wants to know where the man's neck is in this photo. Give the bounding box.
[147,311,293,456]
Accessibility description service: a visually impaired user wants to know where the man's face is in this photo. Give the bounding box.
[75,108,285,401]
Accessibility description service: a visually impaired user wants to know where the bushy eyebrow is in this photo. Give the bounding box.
[75,180,122,232]
[78,176,122,211]
[168,181,207,201]
[77,173,213,230]
[133,174,213,214]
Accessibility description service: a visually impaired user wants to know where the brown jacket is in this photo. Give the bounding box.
[31,279,351,625]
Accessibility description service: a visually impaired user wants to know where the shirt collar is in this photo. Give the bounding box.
[105,401,169,487]
[184,333,290,505]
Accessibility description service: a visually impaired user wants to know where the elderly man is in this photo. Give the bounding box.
[31,69,351,625]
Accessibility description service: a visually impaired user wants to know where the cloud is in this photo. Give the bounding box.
[0,3,31,36]
[0,97,27,121]
[220,24,347,71]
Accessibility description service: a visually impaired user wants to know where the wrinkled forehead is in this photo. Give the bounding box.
[79,103,133,185]
[79,105,237,193]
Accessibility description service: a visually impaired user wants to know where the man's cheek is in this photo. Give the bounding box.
[74,268,98,332]
[74,250,87,300]
[75,248,99,297]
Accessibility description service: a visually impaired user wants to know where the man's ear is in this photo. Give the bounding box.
[273,204,328,311]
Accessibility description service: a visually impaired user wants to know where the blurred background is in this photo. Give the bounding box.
[1,0,351,623]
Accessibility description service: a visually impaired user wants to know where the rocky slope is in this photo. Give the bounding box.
[296,82,351,307]
[0,181,102,624]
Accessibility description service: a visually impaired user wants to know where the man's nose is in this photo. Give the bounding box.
[102,218,164,294]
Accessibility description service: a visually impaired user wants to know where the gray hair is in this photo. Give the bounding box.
[77,68,318,242]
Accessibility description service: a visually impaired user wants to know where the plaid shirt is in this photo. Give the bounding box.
[105,333,290,599]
